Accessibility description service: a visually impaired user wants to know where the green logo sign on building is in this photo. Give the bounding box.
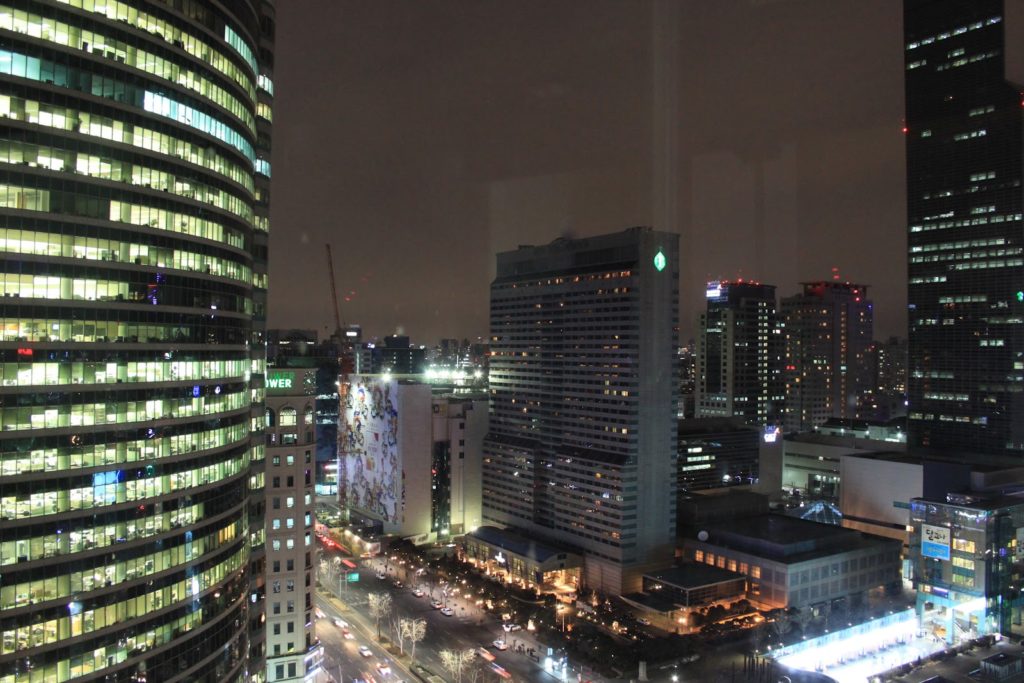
[653,250,667,272]
[266,372,294,390]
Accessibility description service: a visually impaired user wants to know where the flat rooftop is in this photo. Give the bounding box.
[644,563,746,590]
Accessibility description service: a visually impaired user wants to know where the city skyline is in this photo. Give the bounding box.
[268,0,908,343]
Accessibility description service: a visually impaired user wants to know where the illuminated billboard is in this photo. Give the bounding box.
[921,524,951,561]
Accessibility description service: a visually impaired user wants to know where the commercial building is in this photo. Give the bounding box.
[909,491,1024,643]
[682,515,902,611]
[696,281,783,427]
[781,281,874,433]
[263,368,319,681]
[339,375,486,543]
[904,0,1024,456]
[0,2,273,682]
[677,417,760,492]
[464,527,583,593]
[782,429,907,500]
[483,228,679,594]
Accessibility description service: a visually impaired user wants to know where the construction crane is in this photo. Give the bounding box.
[326,243,354,520]
[326,243,343,339]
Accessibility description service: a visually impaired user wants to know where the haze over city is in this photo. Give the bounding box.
[268,0,907,342]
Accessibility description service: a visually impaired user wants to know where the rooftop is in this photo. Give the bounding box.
[644,563,747,590]
[467,526,579,564]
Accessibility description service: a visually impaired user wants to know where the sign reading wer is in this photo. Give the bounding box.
[921,523,951,561]
[266,372,293,390]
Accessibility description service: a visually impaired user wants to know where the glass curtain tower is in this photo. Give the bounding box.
[905,0,1024,456]
[0,1,272,681]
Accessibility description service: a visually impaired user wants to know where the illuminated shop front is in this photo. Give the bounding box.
[464,526,581,593]
[910,494,1024,644]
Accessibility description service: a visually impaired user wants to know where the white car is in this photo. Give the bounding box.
[342,628,355,640]
[430,600,443,610]
[333,618,347,629]
[492,640,508,651]
[315,608,325,619]
[440,607,454,617]
[358,646,373,658]
[508,624,522,631]
[376,572,387,580]
[376,663,392,677]
[412,588,425,598]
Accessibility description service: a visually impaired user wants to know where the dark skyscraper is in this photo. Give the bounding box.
[781,281,874,433]
[696,280,783,428]
[0,2,272,681]
[483,228,679,594]
[905,0,1024,456]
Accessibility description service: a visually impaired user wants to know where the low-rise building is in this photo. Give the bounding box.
[909,491,1024,644]
[681,514,901,610]
[464,526,582,593]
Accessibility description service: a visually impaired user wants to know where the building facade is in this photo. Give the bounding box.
[483,228,679,594]
[264,368,319,682]
[0,2,272,681]
[904,0,1024,456]
[696,281,783,427]
[909,493,1024,643]
[677,417,760,492]
[340,376,486,542]
[781,281,874,433]
[683,515,902,611]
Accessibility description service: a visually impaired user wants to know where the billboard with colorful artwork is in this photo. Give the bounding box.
[340,377,402,523]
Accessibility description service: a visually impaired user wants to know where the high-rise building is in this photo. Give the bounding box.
[696,280,783,427]
[905,0,1024,456]
[0,3,272,681]
[483,227,679,594]
[263,367,319,682]
[781,281,874,433]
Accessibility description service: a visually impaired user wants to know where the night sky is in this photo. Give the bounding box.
[268,0,906,345]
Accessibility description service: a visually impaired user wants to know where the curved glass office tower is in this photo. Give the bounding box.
[0,1,272,681]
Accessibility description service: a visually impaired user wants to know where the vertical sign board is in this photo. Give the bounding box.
[921,524,951,561]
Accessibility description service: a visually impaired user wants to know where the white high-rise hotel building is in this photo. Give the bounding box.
[483,228,679,594]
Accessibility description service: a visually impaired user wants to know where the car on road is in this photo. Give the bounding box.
[412,588,424,598]
[333,618,348,628]
[392,580,403,589]
[376,663,392,677]
[315,608,325,619]
[430,600,443,609]
[358,646,373,658]
[375,572,386,580]
[492,640,508,651]
[440,607,454,617]
[342,628,355,640]
[502,623,521,632]
[636,617,651,626]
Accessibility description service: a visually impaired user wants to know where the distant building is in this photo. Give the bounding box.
[371,335,426,375]
[677,417,760,492]
[781,281,874,433]
[678,341,697,419]
[483,228,679,594]
[696,281,783,427]
[905,0,1024,456]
